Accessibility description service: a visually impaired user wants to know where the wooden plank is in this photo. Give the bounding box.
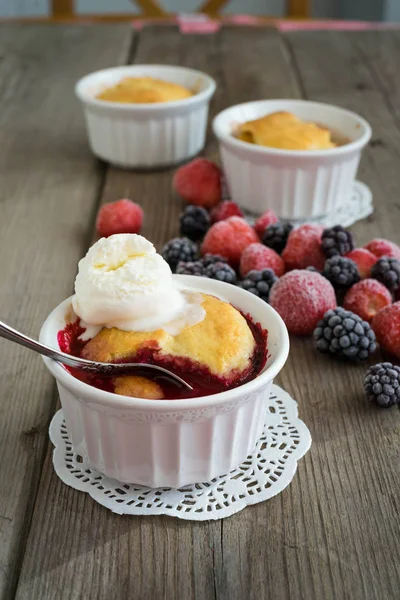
[14,26,400,600]
[0,23,132,600]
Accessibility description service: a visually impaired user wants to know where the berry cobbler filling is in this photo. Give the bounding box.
[57,313,267,400]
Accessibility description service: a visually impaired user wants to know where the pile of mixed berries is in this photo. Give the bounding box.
[96,157,400,409]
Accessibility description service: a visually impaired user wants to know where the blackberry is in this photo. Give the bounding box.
[313,307,377,361]
[323,256,360,288]
[201,253,228,267]
[306,266,319,273]
[179,205,210,241]
[162,237,197,272]
[204,262,237,284]
[364,362,400,408]
[262,222,293,254]
[321,225,355,257]
[176,261,205,277]
[371,257,400,292]
[238,269,278,303]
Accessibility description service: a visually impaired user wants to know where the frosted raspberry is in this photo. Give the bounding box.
[254,210,279,237]
[372,302,400,359]
[282,224,325,271]
[239,243,285,277]
[201,217,259,267]
[364,238,400,259]
[345,248,377,279]
[343,279,392,323]
[173,158,222,208]
[96,199,143,237]
[269,270,337,335]
[210,201,243,222]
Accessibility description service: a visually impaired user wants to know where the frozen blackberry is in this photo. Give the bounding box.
[314,307,377,361]
[321,225,355,257]
[179,205,210,241]
[371,256,400,292]
[306,266,319,273]
[176,261,205,277]
[238,269,278,303]
[323,256,360,288]
[262,222,293,254]
[162,237,197,272]
[204,262,237,284]
[201,253,228,267]
[364,362,400,408]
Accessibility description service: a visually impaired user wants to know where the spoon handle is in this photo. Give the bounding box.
[0,320,88,369]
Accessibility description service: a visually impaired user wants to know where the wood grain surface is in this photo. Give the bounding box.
[0,24,398,600]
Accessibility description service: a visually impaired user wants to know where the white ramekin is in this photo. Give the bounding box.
[75,65,216,169]
[213,99,372,221]
[40,276,289,488]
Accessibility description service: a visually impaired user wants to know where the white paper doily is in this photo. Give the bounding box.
[49,385,311,520]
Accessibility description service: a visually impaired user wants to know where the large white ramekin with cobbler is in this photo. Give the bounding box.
[213,99,371,221]
[40,234,289,488]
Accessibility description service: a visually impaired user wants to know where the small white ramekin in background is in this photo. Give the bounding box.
[75,65,216,169]
[40,276,289,488]
[213,99,371,221]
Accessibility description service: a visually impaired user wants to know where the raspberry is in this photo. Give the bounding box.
[204,262,237,284]
[210,201,243,223]
[201,254,228,267]
[343,279,392,323]
[269,270,337,335]
[345,248,377,279]
[321,225,355,257]
[173,158,222,209]
[314,307,377,361]
[239,243,285,277]
[179,205,210,240]
[201,216,259,267]
[176,261,205,277]
[372,301,400,359]
[282,224,325,271]
[238,269,278,303]
[323,256,360,289]
[254,210,279,237]
[371,257,400,292]
[96,199,143,238]
[262,222,293,254]
[162,237,197,272]
[364,362,400,408]
[364,238,400,259]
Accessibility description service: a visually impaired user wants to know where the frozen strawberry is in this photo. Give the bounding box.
[282,224,325,271]
[201,216,258,267]
[269,270,337,335]
[210,201,243,222]
[239,243,285,277]
[173,158,222,209]
[343,279,392,323]
[364,238,400,259]
[345,248,377,279]
[254,210,278,237]
[372,301,400,359]
[96,199,143,237]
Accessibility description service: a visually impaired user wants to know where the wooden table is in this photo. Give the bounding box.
[0,23,399,600]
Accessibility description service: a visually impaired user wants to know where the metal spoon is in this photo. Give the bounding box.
[0,320,193,390]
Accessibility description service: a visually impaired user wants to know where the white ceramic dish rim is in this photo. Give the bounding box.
[75,64,217,111]
[40,276,289,412]
[212,99,372,158]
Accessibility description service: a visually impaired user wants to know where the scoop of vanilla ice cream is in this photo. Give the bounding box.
[72,234,186,332]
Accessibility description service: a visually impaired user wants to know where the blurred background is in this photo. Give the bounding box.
[2,1,400,22]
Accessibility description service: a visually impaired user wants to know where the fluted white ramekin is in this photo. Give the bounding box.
[40,276,289,488]
[213,99,371,221]
[75,65,216,168]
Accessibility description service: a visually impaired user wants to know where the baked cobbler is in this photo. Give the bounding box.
[236,111,336,151]
[97,77,193,104]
